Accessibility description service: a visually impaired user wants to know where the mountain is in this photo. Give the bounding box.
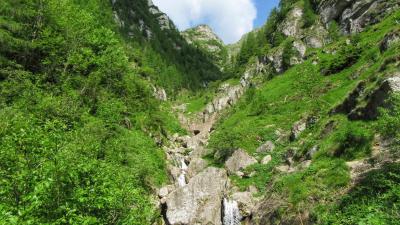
[0,0,399,224]
[182,25,229,70]
[111,0,224,92]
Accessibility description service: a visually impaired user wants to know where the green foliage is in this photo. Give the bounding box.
[320,44,362,75]
[0,0,186,223]
[332,122,373,160]
[208,10,400,223]
[302,0,317,28]
[378,94,400,142]
[327,21,341,42]
[316,163,400,224]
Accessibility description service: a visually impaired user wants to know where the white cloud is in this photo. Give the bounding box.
[152,0,257,44]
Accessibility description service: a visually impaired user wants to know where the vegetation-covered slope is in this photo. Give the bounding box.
[207,2,400,224]
[0,0,189,224]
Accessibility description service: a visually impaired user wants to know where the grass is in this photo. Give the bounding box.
[207,10,400,223]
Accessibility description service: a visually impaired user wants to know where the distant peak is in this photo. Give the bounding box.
[184,24,223,44]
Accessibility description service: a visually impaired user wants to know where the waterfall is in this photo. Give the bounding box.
[223,198,241,225]
[177,158,188,187]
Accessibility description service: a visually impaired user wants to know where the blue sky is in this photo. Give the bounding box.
[254,0,280,28]
[153,0,280,44]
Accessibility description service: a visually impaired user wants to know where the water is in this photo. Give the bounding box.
[177,159,188,187]
[223,198,241,225]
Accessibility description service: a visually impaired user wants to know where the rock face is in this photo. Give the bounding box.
[147,0,175,30]
[202,75,254,122]
[280,6,303,37]
[164,167,228,225]
[318,0,400,34]
[225,149,257,175]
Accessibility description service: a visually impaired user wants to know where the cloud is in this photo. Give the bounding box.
[152,0,257,44]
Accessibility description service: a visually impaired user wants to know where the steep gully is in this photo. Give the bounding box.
[157,71,254,225]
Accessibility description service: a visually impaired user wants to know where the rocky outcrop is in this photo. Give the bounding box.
[256,141,275,153]
[153,86,167,101]
[332,73,400,120]
[164,167,229,225]
[147,0,175,30]
[380,29,400,52]
[289,118,307,141]
[318,0,400,34]
[349,73,400,120]
[225,149,257,175]
[280,6,303,38]
[202,71,255,121]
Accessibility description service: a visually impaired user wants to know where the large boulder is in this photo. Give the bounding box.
[231,192,255,218]
[187,158,208,178]
[164,167,228,225]
[225,149,258,174]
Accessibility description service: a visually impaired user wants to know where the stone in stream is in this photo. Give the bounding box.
[164,167,228,225]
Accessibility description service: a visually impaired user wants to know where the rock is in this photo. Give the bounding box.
[293,40,307,58]
[189,146,212,159]
[318,0,399,34]
[247,185,259,194]
[267,47,284,73]
[380,29,400,52]
[164,167,228,225]
[290,119,307,141]
[349,73,400,120]
[276,165,290,173]
[236,171,245,178]
[297,160,312,170]
[261,155,272,165]
[256,141,275,153]
[280,7,303,38]
[187,158,208,178]
[306,145,319,160]
[232,192,255,218]
[153,86,167,101]
[158,186,169,198]
[225,149,258,175]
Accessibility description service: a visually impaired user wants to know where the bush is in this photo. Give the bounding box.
[317,163,400,224]
[302,0,317,28]
[332,122,373,160]
[378,94,400,140]
[320,44,362,75]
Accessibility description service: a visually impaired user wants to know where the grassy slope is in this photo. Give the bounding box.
[208,11,400,223]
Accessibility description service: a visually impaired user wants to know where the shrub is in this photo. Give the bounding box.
[332,122,373,160]
[320,44,362,75]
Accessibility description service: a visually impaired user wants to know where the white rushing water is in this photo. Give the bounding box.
[177,158,188,187]
[223,198,241,225]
